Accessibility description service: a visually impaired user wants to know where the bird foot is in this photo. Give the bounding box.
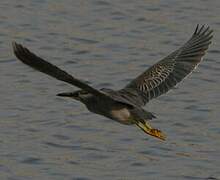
[148,129,166,141]
[135,121,166,141]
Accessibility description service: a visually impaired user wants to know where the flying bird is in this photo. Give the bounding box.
[13,25,213,141]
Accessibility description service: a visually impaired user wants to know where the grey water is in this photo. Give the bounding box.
[1,1,220,180]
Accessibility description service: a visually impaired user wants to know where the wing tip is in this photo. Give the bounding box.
[12,41,24,57]
[12,41,18,53]
[193,24,213,37]
[12,41,33,62]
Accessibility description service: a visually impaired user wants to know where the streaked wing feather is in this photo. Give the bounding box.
[119,25,213,106]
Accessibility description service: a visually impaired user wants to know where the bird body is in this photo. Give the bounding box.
[13,25,213,141]
[58,89,155,125]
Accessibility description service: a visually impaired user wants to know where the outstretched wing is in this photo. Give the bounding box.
[12,42,106,97]
[119,25,213,107]
[13,42,142,107]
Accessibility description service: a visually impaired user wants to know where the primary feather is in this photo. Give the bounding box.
[119,25,213,106]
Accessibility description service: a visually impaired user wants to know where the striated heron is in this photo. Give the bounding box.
[13,25,213,141]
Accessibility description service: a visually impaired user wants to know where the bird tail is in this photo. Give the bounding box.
[135,120,166,141]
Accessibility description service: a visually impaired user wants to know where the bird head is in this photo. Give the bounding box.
[57,90,91,102]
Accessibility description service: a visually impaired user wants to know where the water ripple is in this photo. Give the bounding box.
[209,49,220,54]
[70,37,99,44]
[21,157,42,165]
[1,1,220,180]
[44,142,81,150]
[0,58,16,63]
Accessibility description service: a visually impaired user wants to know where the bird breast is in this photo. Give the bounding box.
[110,108,132,124]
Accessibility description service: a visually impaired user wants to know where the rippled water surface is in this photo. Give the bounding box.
[1,1,220,180]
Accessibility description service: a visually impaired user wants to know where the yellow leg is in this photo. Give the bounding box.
[136,121,166,141]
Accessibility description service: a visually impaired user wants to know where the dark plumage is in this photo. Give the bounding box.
[119,25,213,106]
[13,25,213,141]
